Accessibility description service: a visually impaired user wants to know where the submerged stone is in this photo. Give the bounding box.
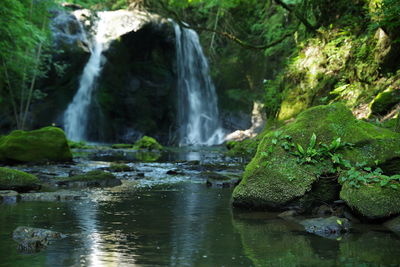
[298,216,351,239]
[0,167,40,192]
[0,127,72,163]
[20,191,88,202]
[13,226,64,253]
[232,103,400,211]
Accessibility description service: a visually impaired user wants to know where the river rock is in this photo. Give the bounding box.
[0,190,19,203]
[53,170,121,189]
[20,191,87,202]
[298,216,351,238]
[233,103,400,211]
[13,226,64,253]
[0,167,41,192]
[0,127,72,163]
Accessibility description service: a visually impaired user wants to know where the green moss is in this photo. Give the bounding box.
[57,170,116,182]
[109,163,132,172]
[111,144,133,149]
[0,167,39,188]
[133,136,163,151]
[340,182,400,219]
[233,103,400,210]
[225,139,259,159]
[0,127,72,163]
[68,140,92,149]
[369,88,400,116]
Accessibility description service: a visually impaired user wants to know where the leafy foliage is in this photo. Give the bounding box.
[0,0,54,129]
[263,132,400,189]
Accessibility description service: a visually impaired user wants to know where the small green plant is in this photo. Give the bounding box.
[340,162,400,189]
[261,132,399,189]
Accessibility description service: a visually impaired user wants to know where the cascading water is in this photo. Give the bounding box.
[63,14,106,142]
[173,24,225,146]
[62,9,154,141]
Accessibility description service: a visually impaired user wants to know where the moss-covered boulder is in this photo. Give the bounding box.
[340,182,400,220]
[0,127,72,163]
[0,167,40,192]
[232,103,400,210]
[133,136,163,151]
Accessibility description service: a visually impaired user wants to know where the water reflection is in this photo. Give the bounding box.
[1,167,400,266]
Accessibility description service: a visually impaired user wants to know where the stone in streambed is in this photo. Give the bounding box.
[298,216,351,238]
[20,190,87,202]
[13,226,65,253]
[54,170,121,188]
[0,167,40,192]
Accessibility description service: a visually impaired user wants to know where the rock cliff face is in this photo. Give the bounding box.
[33,7,177,144]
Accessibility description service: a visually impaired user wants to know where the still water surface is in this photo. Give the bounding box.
[1,151,400,267]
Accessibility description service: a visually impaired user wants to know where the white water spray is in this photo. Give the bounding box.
[173,23,225,146]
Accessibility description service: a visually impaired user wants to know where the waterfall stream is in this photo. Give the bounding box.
[173,24,225,146]
[63,14,106,142]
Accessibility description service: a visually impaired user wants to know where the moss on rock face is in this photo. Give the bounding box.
[225,139,259,159]
[133,136,163,151]
[57,170,116,182]
[0,127,72,163]
[340,182,400,219]
[0,167,40,192]
[232,103,400,210]
[369,88,400,116]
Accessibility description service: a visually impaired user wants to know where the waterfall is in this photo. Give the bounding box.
[173,24,225,146]
[62,10,155,142]
[63,14,106,142]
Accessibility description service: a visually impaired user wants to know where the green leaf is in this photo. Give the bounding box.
[309,133,317,149]
[296,144,305,155]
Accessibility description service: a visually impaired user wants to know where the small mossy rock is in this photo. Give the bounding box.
[54,170,121,188]
[0,127,72,163]
[340,182,400,219]
[111,144,133,149]
[133,136,163,151]
[0,167,40,192]
[109,163,132,172]
[369,88,400,116]
[233,103,400,210]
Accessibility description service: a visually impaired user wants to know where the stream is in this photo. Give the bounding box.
[1,148,400,267]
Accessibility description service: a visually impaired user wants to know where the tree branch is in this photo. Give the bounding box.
[157,0,295,50]
[273,0,317,32]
